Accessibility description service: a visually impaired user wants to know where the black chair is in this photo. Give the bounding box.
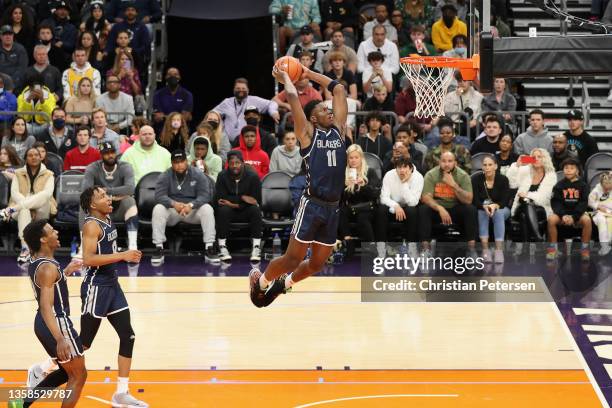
[470,153,489,174]
[261,171,294,232]
[585,152,612,182]
[53,172,85,233]
[589,170,608,191]
[45,152,64,176]
[135,172,161,227]
[364,152,383,181]
[556,170,565,182]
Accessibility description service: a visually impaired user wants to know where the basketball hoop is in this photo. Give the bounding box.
[400,54,480,119]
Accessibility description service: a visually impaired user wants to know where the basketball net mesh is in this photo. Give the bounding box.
[400,62,455,119]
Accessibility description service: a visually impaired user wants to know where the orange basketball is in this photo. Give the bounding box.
[274,56,303,83]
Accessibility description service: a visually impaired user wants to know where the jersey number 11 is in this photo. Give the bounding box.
[326,150,337,167]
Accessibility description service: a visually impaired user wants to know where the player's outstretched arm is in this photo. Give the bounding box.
[303,69,348,138]
[272,67,311,149]
[81,221,141,267]
[38,264,72,361]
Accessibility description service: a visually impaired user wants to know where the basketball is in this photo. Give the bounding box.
[274,56,303,83]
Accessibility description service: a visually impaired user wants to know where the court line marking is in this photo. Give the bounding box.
[85,395,113,405]
[293,394,459,408]
[0,380,593,385]
[551,303,610,408]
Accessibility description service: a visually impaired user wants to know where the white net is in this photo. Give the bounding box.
[400,61,456,119]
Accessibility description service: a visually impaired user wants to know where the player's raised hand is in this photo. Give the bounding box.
[123,249,142,263]
[64,259,83,276]
[272,66,290,84]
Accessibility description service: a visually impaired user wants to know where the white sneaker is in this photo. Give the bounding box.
[27,363,45,388]
[250,245,261,262]
[219,245,232,262]
[599,243,611,256]
[408,242,418,259]
[376,242,386,258]
[17,247,30,263]
[482,249,493,263]
[111,391,149,407]
[494,249,504,263]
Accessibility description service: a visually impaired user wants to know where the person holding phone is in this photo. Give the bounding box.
[107,49,141,96]
[17,75,57,133]
[506,148,557,243]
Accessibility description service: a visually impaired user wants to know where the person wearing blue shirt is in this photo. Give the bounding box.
[0,76,17,128]
[105,3,151,59]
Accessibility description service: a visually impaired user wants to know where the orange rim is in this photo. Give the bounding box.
[400,54,480,81]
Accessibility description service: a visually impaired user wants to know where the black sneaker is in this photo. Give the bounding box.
[205,246,220,264]
[262,274,289,306]
[249,268,267,308]
[151,246,164,266]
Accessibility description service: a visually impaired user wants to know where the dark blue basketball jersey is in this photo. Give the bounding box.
[29,258,70,317]
[301,126,347,202]
[83,216,118,286]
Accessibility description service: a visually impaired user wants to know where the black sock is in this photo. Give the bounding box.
[23,366,69,407]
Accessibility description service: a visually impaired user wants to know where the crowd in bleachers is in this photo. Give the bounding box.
[0,0,611,266]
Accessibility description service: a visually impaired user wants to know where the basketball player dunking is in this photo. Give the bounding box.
[249,65,348,307]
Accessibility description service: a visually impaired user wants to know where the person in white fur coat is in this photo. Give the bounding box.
[588,171,612,255]
[506,148,557,242]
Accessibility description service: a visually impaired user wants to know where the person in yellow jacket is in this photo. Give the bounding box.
[61,47,102,101]
[431,4,467,53]
[17,75,57,132]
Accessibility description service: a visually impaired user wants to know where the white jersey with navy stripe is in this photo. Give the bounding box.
[301,125,347,203]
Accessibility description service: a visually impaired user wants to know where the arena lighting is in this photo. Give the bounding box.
[526,0,612,34]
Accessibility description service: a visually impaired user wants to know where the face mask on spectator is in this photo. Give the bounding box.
[167,76,179,88]
[454,47,466,56]
[53,118,65,129]
[245,117,258,126]
[207,120,219,130]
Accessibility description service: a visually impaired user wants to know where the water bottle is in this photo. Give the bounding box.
[70,236,78,258]
[273,233,282,257]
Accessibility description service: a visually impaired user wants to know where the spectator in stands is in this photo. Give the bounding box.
[363,85,394,112]
[491,6,511,38]
[107,49,141,96]
[78,30,104,72]
[215,150,263,262]
[65,77,96,125]
[0,75,17,129]
[95,74,135,133]
[338,144,381,254]
[33,141,61,176]
[431,4,467,53]
[362,51,393,98]
[202,110,232,163]
[0,24,28,89]
[324,52,357,99]
[157,112,189,153]
[442,33,468,58]
[357,25,400,75]
[153,67,193,128]
[433,0,468,22]
[298,50,321,91]
[1,5,34,62]
[382,141,410,174]
[42,1,77,55]
[35,23,69,72]
[24,45,62,102]
[547,157,592,261]
[1,117,35,158]
[106,0,161,25]
[321,0,357,42]
[242,106,278,158]
[383,125,424,174]
[481,78,516,124]
[269,0,322,54]
[151,150,218,265]
[563,109,599,167]
[514,109,552,156]
[357,111,392,161]
[0,146,56,262]
[120,116,148,153]
[105,2,151,60]
[588,171,612,255]
[90,108,121,152]
[120,124,171,184]
[507,148,556,242]
[397,0,435,28]
[550,158,591,260]
[419,151,477,254]
[81,0,112,42]
[18,74,56,133]
[188,122,223,165]
[472,154,511,263]
[273,77,322,118]
[81,141,139,250]
[269,131,301,177]
[551,133,575,171]
[286,25,324,73]
[35,107,74,158]
[471,115,503,156]
[321,29,358,73]
[390,9,409,47]
[62,47,101,100]
[235,125,270,180]
[364,4,398,42]
[443,70,482,137]
[399,25,435,57]
[188,134,222,181]
[103,29,144,79]
[214,77,282,143]
[424,117,471,172]
[63,126,100,171]
[495,133,518,176]
[395,76,416,124]
[0,145,21,180]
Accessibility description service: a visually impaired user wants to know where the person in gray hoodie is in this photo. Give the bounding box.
[151,150,219,266]
[269,131,302,176]
[514,109,553,155]
[187,135,222,181]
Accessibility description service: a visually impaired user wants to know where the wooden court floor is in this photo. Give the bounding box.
[0,276,604,406]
